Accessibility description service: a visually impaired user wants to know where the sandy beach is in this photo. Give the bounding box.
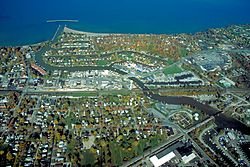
[63,26,111,36]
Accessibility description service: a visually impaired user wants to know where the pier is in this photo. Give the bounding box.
[51,25,62,42]
[46,20,79,23]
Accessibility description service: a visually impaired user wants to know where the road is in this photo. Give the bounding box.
[31,96,41,124]
[121,134,183,167]
[29,26,250,165]
[199,124,217,153]
[226,92,250,105]
[130,104,217,167]
[122,116,217,167]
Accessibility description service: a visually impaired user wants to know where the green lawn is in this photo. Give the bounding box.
[70,92,97,97]
[163,65,183,75]
[82,150,96,166]
[118,53,133,61]
[96,60,110,66]
[109,142,123,166]
[167,59,174,65]
[179,48,189,57]
[126,54,133,60]
[69,90,132,97]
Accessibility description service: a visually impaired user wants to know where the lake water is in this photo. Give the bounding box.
[0,0,250,46]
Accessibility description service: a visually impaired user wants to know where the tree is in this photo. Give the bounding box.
[54,119,58,125]
[100,140,107,147]
[6,151,13,161]
[62,135,66,141]
[55,132,60,142]
[67,139,76,152]
[117,135,123,142]
[132,141,138,147]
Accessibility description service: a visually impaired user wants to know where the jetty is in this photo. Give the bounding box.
[46,20,79,23]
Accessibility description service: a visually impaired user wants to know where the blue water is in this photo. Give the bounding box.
[0,0,250,46]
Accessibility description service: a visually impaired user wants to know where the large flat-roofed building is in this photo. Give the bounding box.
[187,50,232,72]
[150,151,176,167]
[149,140,202,166]
[31,63,47,76]
[182,152,197,164]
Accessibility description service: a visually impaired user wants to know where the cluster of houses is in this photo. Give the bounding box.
[0,93,176,166]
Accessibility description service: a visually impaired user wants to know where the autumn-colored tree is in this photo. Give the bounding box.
[6,151,13,161]
[62,135,66,141]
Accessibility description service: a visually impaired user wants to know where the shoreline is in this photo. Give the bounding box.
[0,40,49,48]
[0,23,249,47]
[63,26,111,36]
[63,26,175,36]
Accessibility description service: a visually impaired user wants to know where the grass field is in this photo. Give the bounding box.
[163,65,183,75]
[179,48,189,57]
[69,90,133,97]
[70,92,97,97]
[96,60,110,66]
[167,58,174,65]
